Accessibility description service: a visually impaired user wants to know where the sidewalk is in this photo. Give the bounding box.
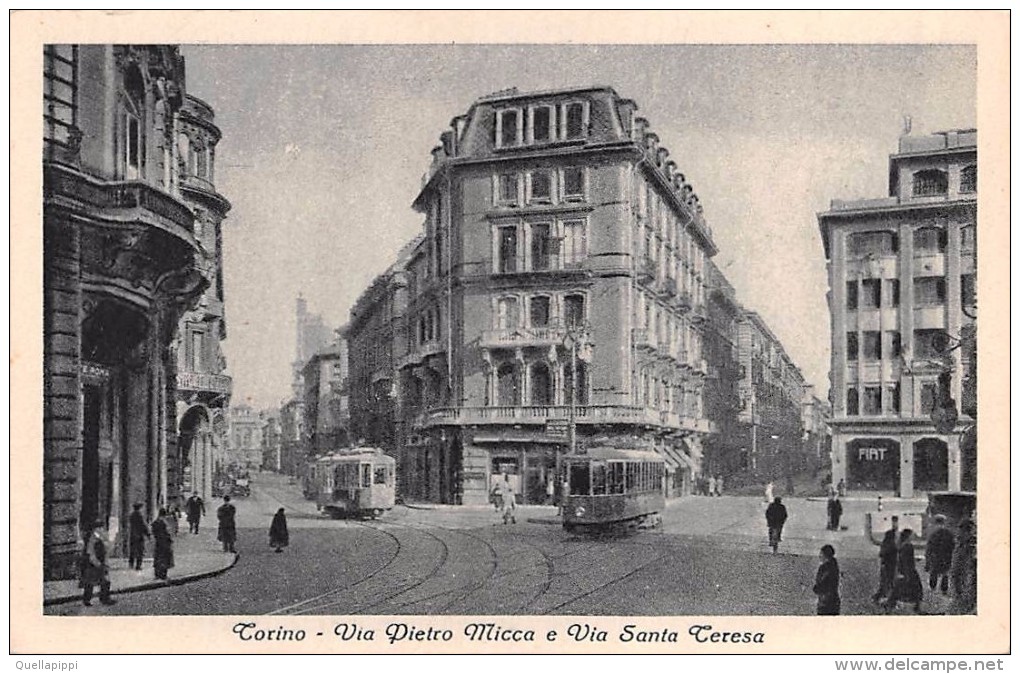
[43,523,238,606]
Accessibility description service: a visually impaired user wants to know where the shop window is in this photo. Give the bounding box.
[912,169,948,197]
[914,276,946,306]
[861,279,882,309]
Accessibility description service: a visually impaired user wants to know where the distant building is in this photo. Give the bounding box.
[292,295,332,398]
[279,398,306,477]
[261,411,282,472]
[302,333,351,455]
[818,129,977,496]
[225,405,264,470]
[43,45,220,578]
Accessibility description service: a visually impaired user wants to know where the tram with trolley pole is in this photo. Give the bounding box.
[311,448,396,519]
[561,446,666,534]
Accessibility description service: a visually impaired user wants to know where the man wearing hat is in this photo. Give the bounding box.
[127,502,150,571]
[925,514,956,595]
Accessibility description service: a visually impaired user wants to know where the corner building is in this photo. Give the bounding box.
[43,45,219,578]
[398,86,718,504]
[819,130,976,497]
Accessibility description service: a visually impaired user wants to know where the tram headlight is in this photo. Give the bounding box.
[574,506,586,517]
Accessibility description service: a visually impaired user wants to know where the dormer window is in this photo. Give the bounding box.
[960,165,977,193]
[912,169,948,197]
[495,108,522,148]
[530,105,554,143]
[562,101,588,140]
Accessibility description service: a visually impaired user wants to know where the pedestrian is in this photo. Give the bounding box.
[707,475,717,497]
[950,517,976,613]
[168,498,181,537]
[715,475,723,496]
[151,507,175,580]
[546,475,555,506]
[217,495,237,553]
[886,528,923,613]
[127,503,150,571]
[269,507,289,553]
[812,544,841,615]
[765,497,788,553]
[837,478,846,498]
[832,497,843,531]
[925,514,955,595]
[499,474,516,525]
[79,521,115,607]
[764,481,774,505]
[186,491,206,534]
[872,516,899,604]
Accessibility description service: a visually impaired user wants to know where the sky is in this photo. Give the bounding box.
[180,44,976,411]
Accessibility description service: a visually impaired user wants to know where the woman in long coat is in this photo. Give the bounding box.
[887,528,924,613]
[269,508,289,553]
[151,508,175,580]
[812,544,841,615]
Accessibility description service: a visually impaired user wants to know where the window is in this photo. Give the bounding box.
[496,109,521,148]
[960,165,976,193]
[530,362,553,405]
[884,384,901,415]
[846,332,859,361]
[569,463,590,496]
[914,329,947,360]
[846,281,858,310]
[529,295,551,327]
[564,361,589,405]
[122,111,141,180]
[530,223,554,271]
[885,331,902,359]
[187,330,204,371]
[862,331,881,361]
[563,102,586,140]
[920,381,939,414]
[361,464,372,489]
[885,279,900,307]
[530,105,553,143]
[848,231,898,257]
[497,297,520,329]
[562,219,587,266]
[912,169,948,197]
[497,226,518,273]
[564,294,585,328]
[496,173,518,206]
[863,387,882,415]
[914,276,946,305]
[960,225,976,251]
[374,466,387,485]
[913,227,947,254]
[591,463,607,495]
[961,274,976,308]
[846,387,859,416]
[497,363,521,406]
[563,167,585,201]
[528,171,552,203]
[44,45,78,160]
[861,279,882,309]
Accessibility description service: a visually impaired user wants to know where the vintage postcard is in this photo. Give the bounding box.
[10,10,1010,656]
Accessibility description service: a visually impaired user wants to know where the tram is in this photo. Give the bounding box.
[311,448,396,519]
[561,447,666,534]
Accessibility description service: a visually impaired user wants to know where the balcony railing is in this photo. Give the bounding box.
[481,325,567,348]
[412,405,721,434]
[176,370,232,396]
[396,340,445,369]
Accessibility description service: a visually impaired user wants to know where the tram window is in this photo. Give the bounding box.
[592,463,607,495]
[626,463,637,492]
[361,464,372,488]
[608,462,625,494]
[374,466,387,485]
[569,463,590,496]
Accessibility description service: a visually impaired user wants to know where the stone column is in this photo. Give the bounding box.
[899,434,914,498]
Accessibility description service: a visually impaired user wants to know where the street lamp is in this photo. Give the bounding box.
[563,323,593,456]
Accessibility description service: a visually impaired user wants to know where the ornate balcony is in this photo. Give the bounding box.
[396,340,445,369]
[176,370,232,399]
[480,325,567,349]
[411,405,721,434]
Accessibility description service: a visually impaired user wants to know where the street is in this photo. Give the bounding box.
[46,473,899,617]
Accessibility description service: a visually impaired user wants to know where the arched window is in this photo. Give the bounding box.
[497,363,520,406]
[912,169,948,197]
[960,165,976,193]
[530,362,553,406]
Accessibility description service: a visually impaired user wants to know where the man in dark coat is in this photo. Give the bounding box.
[127,503,150,570]
[765,497,788,553]
[269,507,289,553]
[79,522,115,606]
[886,528,923,613]
[217,495,237,553]
[151,508,175,580]
[872,516,899,604]
[812,544,841,615]
[186,491,206,534]
[925,514,955,595]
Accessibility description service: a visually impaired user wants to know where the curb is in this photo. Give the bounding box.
[43,552,240,607]
[527,517,561,526]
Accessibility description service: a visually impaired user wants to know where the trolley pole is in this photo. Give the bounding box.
[569,337,577,456]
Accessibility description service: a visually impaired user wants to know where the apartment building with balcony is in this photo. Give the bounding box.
[173,93,233,507]
[302,334,351,456]
[43,45,219,578]
[819,129,977,496]
[384,86,720,505]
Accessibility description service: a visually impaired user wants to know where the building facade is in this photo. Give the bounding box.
[225,405,264,470]
[819,130,977,496]
[43,45,218,578]
[302,336,351,456]
[261,411,282,472]
[366,86,722,505]
[278,397,305,477]
[173,94,232,506]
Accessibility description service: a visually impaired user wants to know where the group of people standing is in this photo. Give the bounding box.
[695,474,724,496]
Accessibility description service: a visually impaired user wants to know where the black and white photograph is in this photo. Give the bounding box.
[13,10,1009,657]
